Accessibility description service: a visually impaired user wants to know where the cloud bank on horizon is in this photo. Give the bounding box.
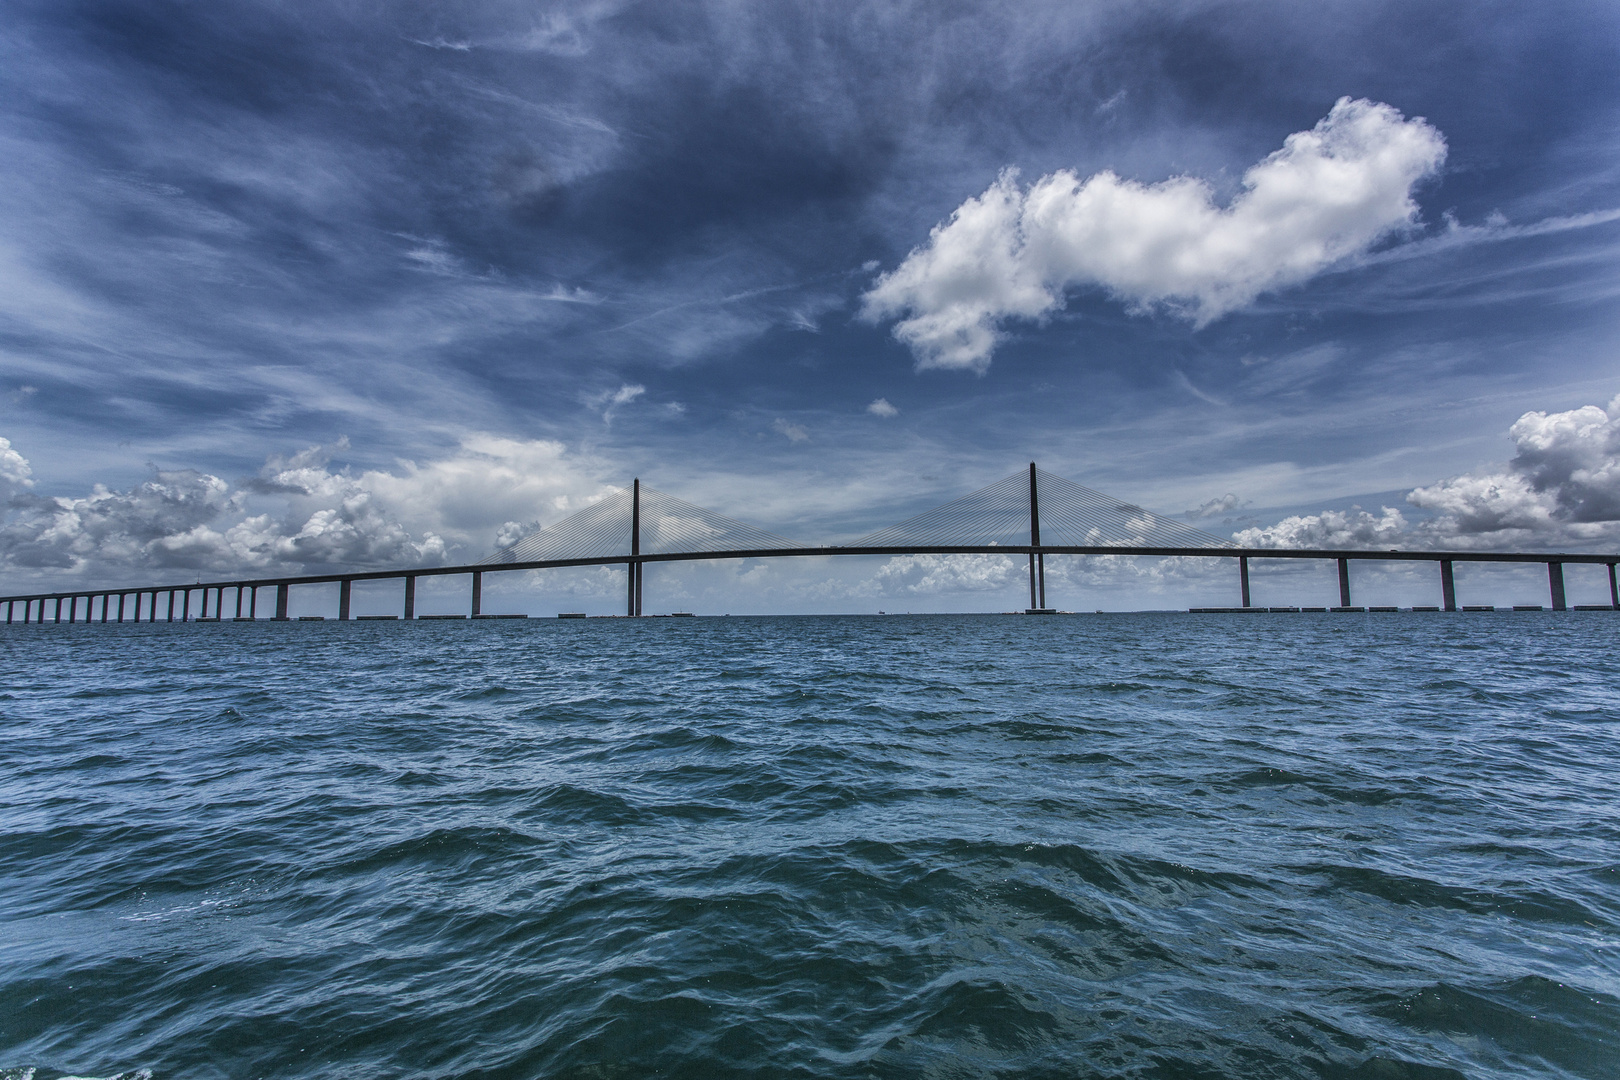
[6,392,1620,587]
[863,99,1447,373]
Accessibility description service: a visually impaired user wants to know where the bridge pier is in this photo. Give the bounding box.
[275,583,289,621]
[236,586,244,619]
[1610,563,1619,609]
[1548,561,1566,611]
[1337,558,1351,608]
[1239,556,1251,608]
[1026,464,1050,612]
[54,597,62,623]
[249,586,258,620]
[403,575,415,620]
[339,579,352,620]
[182,589,191,623]
[1441,559,1456,611]
[471,571,481,617]
[628,479,642,617]
[117,593,125,622]
[101,595,109,623]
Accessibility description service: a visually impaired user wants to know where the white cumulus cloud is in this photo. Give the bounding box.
[0,436,33,495]
[1406,394,1620,548]
[0,434,613,583]
[1236,393,1620,552]
[1234,506,1408,549]
[866,398,899,417]
[863,97,1446,372]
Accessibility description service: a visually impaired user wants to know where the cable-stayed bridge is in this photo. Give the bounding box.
[3,465,1617,623]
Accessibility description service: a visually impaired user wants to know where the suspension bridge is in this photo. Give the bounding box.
[3,465,1617,623]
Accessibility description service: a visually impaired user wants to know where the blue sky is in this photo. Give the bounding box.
[2,0,1619,611]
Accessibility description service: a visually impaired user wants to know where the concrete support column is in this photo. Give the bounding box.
[182,589,191,622]
[1337,558,1351,608]
[630,478,641,617]
[70,596,79,623]
[1240,556,1251,608]
[117,593,126,622]
[249,586,258,619]
[101,595,110,623]
[236,587,244,619]
[1548,562,1567,611]
[636,562,643,617]
[4,600,11,624]
[1037,554,1046,609]
[1440,559,1457,612]
[403,575,415,620]
[339,579,352,621]
[1610,563,1619,609]
[471,571,481,617]
[275,583,290,621]
[166,591,175,622]
[54,597,63,623]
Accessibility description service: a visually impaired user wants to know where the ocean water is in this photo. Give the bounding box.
[1,613,1617,1080]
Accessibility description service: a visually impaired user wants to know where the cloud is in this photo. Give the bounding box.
[1237,393,1620,551]
[1,467,239,571]
[1233,506,1407,549]
[1186,492,1241,518]
[866,397,899,417]
[773,418,810,443]
[876,553,1020,594]
[0,436,33,495]
[1405,395,1620,548]
[863,98,1446,372]
[0,434,611,583]
[590,383,645,424]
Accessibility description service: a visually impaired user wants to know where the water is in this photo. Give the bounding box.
[2,614,1617,1080]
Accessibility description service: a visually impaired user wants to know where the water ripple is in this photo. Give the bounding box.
[2,614,1618,1078]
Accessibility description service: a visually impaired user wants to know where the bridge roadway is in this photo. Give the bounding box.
[3,543,1618,622]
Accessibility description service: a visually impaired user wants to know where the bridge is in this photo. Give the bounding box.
[2,465,1617,623]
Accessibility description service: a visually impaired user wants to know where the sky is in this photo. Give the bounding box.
[2,0,1620,613]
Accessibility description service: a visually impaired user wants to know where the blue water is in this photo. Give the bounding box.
[2,614,1618,1079]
